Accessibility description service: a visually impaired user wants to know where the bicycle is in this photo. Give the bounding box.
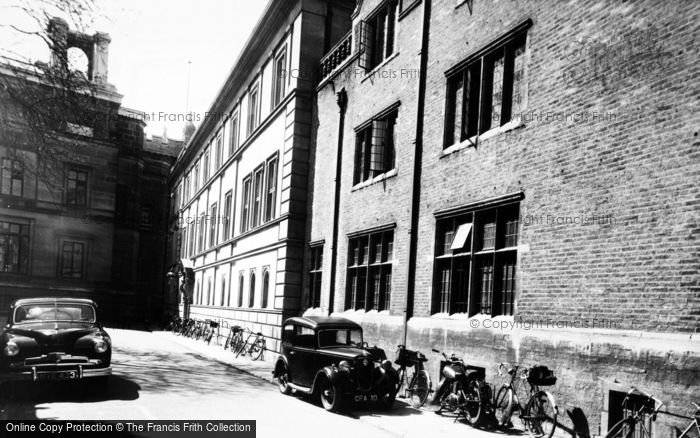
[235,328,266,361]
[494,363,559,438]
[224,325,244,352]
[204,320,220,345]
[676,401,700,438]
[394,345,432,408]
[166,315,182,333]
[604,387,664,438]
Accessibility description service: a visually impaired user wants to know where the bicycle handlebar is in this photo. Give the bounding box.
[624,386,665,414]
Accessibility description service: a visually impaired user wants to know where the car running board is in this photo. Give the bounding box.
[287,382,313,394]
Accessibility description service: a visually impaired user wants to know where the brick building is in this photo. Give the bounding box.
[165,0,355,354]
[0,18,181,323]
[308,0,699,437]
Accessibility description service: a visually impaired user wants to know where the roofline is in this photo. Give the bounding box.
[171,0,300,177]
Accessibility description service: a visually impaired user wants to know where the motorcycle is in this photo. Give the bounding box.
[430,349,491,426]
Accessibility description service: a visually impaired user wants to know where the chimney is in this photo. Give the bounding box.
[92,31,111,84]
[183,121,196,144]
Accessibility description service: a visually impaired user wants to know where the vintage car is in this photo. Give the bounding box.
[272,316,398,412]
[0,298,111,384]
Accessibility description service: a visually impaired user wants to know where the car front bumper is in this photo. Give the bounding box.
[0,364,112,382]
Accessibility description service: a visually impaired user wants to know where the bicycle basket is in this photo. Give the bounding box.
[395,348,419,367]
[527,365,557,386]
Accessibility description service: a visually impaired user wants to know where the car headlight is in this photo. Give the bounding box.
[338,360,351,372]
[381,359,393,371]
[3,342,19,357]
[93,339,108,353]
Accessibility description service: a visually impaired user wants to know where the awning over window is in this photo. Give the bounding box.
[450,223,472,251]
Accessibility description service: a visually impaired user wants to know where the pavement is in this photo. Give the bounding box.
[151,330,277,384]
[154,330,527,438]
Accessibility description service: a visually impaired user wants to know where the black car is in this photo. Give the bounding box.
[272,316,398,412]
[0,298,112,384]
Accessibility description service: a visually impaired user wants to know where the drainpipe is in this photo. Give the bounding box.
[328,88,348,316]
[403,0,431,346]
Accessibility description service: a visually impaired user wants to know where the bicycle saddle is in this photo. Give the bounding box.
[256,332,263,336]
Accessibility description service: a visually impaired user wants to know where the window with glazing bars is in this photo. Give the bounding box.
[209,203,217,247]
[229,111,239,154]
[358,0,398,72]
[252,166,264,228]
[345,230,393,311]
[223,191,232,241]
[432,203,519,316]
[308,245,323,308]
[265,155,277,222]
[444,30,527,147]
[66,169,87,206]
[240,177,252,233]
[354,109,397,185]
[0,221,29,274]
[202,148,210,182]
[247,84,260,135]
[197,212,205,253]
[215,134,223,169]
[272,47,287,107]
[1,158,23,197]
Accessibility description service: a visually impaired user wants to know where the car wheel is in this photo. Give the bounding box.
[277,365,292,395]
[319,378,342,412]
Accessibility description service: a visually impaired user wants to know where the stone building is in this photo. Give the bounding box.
[0,18,181,323]
[308,0,699,437]
[165,0,355,354]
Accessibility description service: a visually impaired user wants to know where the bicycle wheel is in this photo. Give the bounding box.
[408,369,431,408]
[232,334,244,355]
[394,368,404,397]
[494,386,514,427]
[461,380,485,426]
[525,390,558,438]
[604,418,637,438]
[250,339,265,361]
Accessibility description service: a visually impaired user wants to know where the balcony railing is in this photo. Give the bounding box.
[319,31,353,81]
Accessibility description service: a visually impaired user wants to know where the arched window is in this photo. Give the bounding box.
[206,278,211,306]
[238,274,244,307]
[67,47,89,76]
[262,270,270,308]
[220,277,226,306]
[249,272,256,307]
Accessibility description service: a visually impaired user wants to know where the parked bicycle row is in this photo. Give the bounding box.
[166,315,267,361]
[393,344,699,438]
[393,344,558,438]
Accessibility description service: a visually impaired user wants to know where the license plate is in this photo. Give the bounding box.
[354,394,378,402]
[37,371,79,381]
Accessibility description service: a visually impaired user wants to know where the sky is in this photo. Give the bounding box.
[0,0,269,140]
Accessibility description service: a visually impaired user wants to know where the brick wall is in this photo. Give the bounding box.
[309,0,700,436]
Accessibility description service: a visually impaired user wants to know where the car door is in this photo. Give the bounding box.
[288,326,316,388]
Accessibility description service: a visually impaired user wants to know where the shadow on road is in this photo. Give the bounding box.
[112,345,269,397]
[2,375,141,404]
[286,391,428,419]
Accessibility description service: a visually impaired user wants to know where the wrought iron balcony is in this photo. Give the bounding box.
[319,31,353,81]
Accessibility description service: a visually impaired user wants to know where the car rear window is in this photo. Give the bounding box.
[14,303,96,323]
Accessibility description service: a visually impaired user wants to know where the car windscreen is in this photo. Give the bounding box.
[14,303,96,324]
[318,329,363,348]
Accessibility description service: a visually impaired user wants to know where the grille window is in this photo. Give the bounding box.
[433,203,519,316]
